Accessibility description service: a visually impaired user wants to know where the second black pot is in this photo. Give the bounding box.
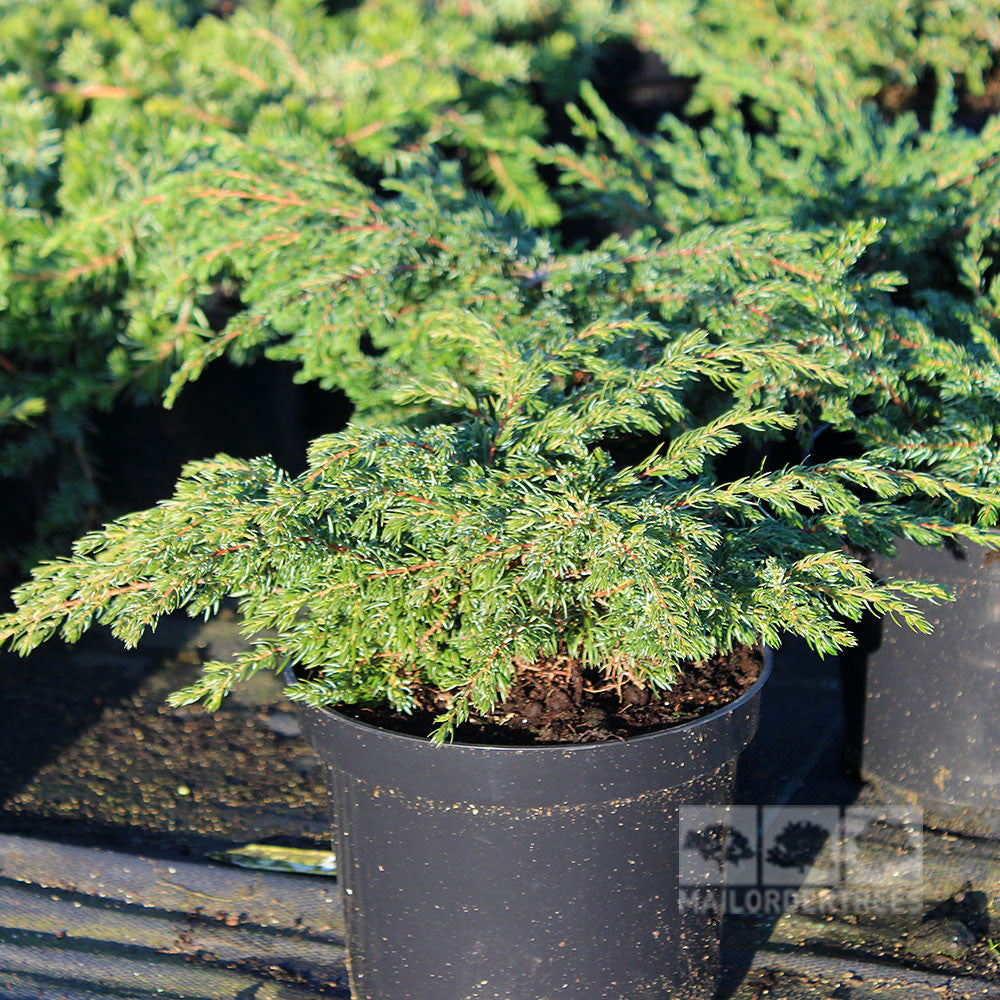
[842,539,1000,837]
[294,654,771,1000]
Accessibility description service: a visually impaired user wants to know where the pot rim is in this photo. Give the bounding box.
[287,645,773,755]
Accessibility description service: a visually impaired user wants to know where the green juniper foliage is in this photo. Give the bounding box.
[616,0,1000,122]
[4,239,1000,741]
[5,0,1000,740]
[0,0,604,564]
[3,0,998,565]
[101,152,556,420]
[110,131,1000,497]
[546,78,1000,486]
[106,146,881,419]
[549,77,1000,302]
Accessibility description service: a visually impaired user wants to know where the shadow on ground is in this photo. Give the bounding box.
[717,639,1000,998]
[0,625,197,820]
[0,613,331,861]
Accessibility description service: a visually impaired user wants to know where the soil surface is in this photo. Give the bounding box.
[0,613,331,860]
[338,644,763,745]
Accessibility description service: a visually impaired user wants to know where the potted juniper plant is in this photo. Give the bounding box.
[546,70,1000,835]
[5,258,1000,998]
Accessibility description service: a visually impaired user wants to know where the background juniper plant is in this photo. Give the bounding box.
[614,0,1000,124]
[0,0,604,566]
[545,78,1000,487]
[549,77,1000,310]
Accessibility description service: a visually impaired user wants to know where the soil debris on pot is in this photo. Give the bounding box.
[337,644,763,745]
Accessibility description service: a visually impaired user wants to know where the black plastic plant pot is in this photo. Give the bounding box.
[293,652,771,1000]
[842,539,1000,837]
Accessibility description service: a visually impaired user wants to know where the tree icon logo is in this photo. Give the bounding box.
[679,807,759,886]
[843,807,923,888]
[684,822,756,871]
[766,819,829,873]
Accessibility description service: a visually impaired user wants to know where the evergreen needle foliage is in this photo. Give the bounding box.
[550,76,1000,302]
[546,78,1000,486]
[616,0,1000,122]
[4,249,1000,741]
[0,0,605,564]
[5,0,1000,742]
[3,0,998,564]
